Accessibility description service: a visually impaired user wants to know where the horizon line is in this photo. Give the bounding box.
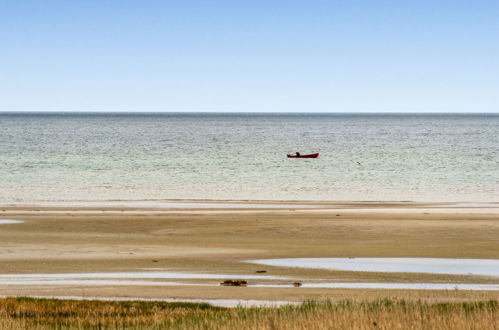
[0,111,498,115]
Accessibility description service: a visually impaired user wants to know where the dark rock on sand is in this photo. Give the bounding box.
[220,280,248,287]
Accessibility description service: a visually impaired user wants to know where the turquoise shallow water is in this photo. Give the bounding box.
[0,112,498,203]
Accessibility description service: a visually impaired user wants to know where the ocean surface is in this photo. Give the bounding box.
[0,112,498,203]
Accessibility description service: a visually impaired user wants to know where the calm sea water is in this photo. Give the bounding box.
[0,112,498,203]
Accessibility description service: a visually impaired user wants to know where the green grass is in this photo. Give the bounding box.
[0,297,497,329]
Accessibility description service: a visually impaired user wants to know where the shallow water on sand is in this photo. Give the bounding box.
[250,258,499,277]
[257,282,499,291]
[0,219,23,224]
[1,272,498,291]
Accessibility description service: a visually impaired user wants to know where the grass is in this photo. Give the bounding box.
[0,297,497,329]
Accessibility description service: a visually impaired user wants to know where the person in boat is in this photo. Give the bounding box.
[295,152,301,156]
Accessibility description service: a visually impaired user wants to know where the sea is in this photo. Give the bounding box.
[0,112,498,203]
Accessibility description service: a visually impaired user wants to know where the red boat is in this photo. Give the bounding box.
[287,153,319,158]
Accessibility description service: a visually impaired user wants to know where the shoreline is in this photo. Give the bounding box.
[2,199,499,210]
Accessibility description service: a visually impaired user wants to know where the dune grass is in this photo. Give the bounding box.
[0,297,497,329]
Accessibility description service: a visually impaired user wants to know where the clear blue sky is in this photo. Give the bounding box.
[1,1,498,112]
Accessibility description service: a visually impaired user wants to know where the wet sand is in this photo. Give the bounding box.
[0,201,498,303]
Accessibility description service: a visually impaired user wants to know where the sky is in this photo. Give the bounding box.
[0,1,498,113]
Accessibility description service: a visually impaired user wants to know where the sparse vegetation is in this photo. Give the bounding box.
[0,297,497,329]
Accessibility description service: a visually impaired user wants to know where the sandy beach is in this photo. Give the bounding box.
[0,201,498,304]
[3,1,499,325]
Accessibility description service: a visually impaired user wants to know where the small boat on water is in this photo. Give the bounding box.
[287,153,319,158]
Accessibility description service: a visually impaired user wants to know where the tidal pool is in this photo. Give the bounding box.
[249,258,499,276]
[254,282,499,291]
[1,278,497,291]
[1,271,498,291]
[0,280,205,286]
[0,219,23,224]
